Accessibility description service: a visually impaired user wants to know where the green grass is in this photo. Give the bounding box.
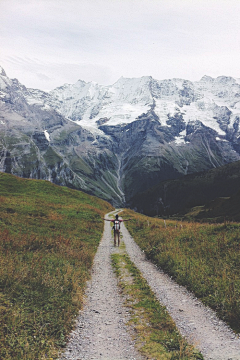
[0,134,30,151]
[0,172,113,359]
[70,156,93,175]
[122,209,240,334]
[43,147,63,167]
[111,247,203,359]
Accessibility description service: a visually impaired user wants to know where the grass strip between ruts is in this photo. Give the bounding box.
[111,244,204,360]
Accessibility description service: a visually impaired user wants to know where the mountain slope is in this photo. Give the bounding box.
[129,160,240,217]
[43,72,240,201]
[0,66,125,205]
[1,65,240,205]
[0,172,113,359]
[189,189,240,222]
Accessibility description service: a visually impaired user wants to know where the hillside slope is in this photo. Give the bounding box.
[190,189,240,222]
[122,209,240,336]
[129,160,240,217]
[0,173,113,359]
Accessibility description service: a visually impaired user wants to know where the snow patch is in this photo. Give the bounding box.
[174,137,185,145]
[174,129,187,145]
[26,97,43,106]
[181,102,226,135]
[74,119,110,136]
[154,99,178,126]
[0,75,11,90]
[216,137,228,142]
[44,130,50,142]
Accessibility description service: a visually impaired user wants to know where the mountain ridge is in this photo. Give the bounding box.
[48,73,240,134]
[1,65,240,206]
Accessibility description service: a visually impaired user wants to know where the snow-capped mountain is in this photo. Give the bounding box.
[1,65,240,206]
[45,74,240,140]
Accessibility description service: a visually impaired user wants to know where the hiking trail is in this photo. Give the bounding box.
[60,211,240,360]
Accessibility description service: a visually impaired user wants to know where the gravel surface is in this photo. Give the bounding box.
[121,222,240,360]
[59,212,144,360]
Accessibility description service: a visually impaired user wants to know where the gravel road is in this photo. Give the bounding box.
[60,212,240,360]
[59,211,144,360]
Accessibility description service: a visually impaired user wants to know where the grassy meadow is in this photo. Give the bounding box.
[0,173,113,359]
[122,209,240,333]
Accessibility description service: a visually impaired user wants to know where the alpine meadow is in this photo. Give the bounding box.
[122,209,240,333]
[0,172,113,359]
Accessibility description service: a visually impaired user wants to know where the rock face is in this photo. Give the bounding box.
[1,66,240,206]
[0,67,120,204]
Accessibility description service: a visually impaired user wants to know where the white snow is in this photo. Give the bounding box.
[44,130,50,142]
[27,74,240,138]
[216,137,228,142]
[28,98,43,105]
[0,75,11,90]
[154,99,179,126]
[174,136,185,145]
[181,101,226,135]
[234,78,240,85]
[174,129,187,145]
[73,118,110,136]
[92,103,149,127]
[42,104,52,111]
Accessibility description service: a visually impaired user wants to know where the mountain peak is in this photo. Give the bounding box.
[0,66,7,77]
[200,75,214,82]
[216,75,236,84]
[76,79,87,85]
[114,75,152,85]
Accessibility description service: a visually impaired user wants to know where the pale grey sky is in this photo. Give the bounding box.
[1,0,240,90]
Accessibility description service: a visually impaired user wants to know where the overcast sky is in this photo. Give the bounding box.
[1,0,240,90]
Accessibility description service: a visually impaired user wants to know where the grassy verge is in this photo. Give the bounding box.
[122,209,240,333]
[0,173,113,359]
[111,245,203,360]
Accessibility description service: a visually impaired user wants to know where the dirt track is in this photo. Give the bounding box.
[60,211,240,360]
[60,211,143,360]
